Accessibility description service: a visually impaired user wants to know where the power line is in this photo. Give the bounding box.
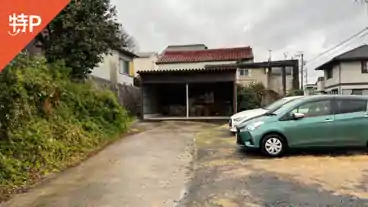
[306,26,368,64]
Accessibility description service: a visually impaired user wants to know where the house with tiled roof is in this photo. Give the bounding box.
[315,44,368,95]
[136,44,300,121]
[154,44,296,94]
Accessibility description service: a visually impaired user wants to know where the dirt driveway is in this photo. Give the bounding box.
[179,123,368,207]
[1,121,206,207]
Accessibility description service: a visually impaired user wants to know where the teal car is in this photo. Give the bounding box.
[236,95,368,157]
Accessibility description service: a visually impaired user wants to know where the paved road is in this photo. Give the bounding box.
[2,121,209,207]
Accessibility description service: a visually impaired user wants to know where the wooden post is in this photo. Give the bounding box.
[233,81,237,114]
[140,84,144,120]
[281,66,286,95]
[186,83,189,117]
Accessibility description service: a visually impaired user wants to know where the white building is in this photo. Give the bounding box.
[91,48,136,86]
[315,44,368,95]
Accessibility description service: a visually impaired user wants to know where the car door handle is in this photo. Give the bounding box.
[324,119,333,122]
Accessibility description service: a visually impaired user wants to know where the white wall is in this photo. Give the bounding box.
[91,50,134,85]
[133,55,158,76]
[237,68,268,87]
[268,75,293,94]
[92,53,111,81]
[324,64,340,87]
[340,62,368,83]
[316,79,325,92]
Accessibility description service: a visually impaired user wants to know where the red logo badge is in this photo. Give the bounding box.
[0,0,70,71]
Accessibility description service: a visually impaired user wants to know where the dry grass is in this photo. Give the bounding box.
[195,125,234,147]
[248,155,368,198]
[195,126,368,200]
[210,198,240,207]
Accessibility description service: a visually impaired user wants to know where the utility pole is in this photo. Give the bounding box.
[300,53,304,90]
[268,49,272,62]
[305,67,308,85]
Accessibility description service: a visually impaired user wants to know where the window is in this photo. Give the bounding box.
[351,89,363,95]
[119,59,130,74]
[335,99,367,114]
[361,61,368,73]
[239,69,250,76]
[331,89,339,94]
[326,68,333,79]
[292,100,332,118]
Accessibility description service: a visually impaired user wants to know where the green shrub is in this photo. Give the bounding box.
[0,54,130,201]
[237,82,266,111]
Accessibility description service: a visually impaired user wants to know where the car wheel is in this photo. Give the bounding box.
[261,134,286,157]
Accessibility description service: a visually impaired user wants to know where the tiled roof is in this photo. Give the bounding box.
[335,44,368,60]
[137,66,237,74]
[156,46,253,64]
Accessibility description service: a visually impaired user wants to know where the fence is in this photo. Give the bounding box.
[89,76,141,117]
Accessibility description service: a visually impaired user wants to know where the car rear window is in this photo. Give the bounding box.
[335,99,367,114]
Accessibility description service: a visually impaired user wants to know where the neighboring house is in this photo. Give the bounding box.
[91,48,137,86]
[304,83,317,96]
[315,44,368,95]
[133,52,159,77]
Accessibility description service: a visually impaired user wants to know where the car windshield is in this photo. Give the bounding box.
[269,98,302,115]
[264,98,295,111]
[264,97,303,115]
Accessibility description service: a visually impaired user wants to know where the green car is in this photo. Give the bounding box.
[236,95,368,157]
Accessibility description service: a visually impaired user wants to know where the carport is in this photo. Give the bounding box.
[138,67,237,120]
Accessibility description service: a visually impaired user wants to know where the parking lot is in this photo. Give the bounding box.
[3,121,368,207]
[179,123,368,206]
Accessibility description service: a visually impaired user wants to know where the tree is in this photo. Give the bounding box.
[119,27,139,52]
[35,0,127,79]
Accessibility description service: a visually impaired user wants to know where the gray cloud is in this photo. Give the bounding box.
[111,0,368,83]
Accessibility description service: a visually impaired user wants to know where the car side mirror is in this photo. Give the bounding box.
[293,112,305,119]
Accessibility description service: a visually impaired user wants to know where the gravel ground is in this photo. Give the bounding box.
[178,123,368,207]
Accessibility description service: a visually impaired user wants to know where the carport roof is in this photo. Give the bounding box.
[137,66,237,74]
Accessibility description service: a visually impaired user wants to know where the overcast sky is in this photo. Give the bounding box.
[111,0,368,84]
